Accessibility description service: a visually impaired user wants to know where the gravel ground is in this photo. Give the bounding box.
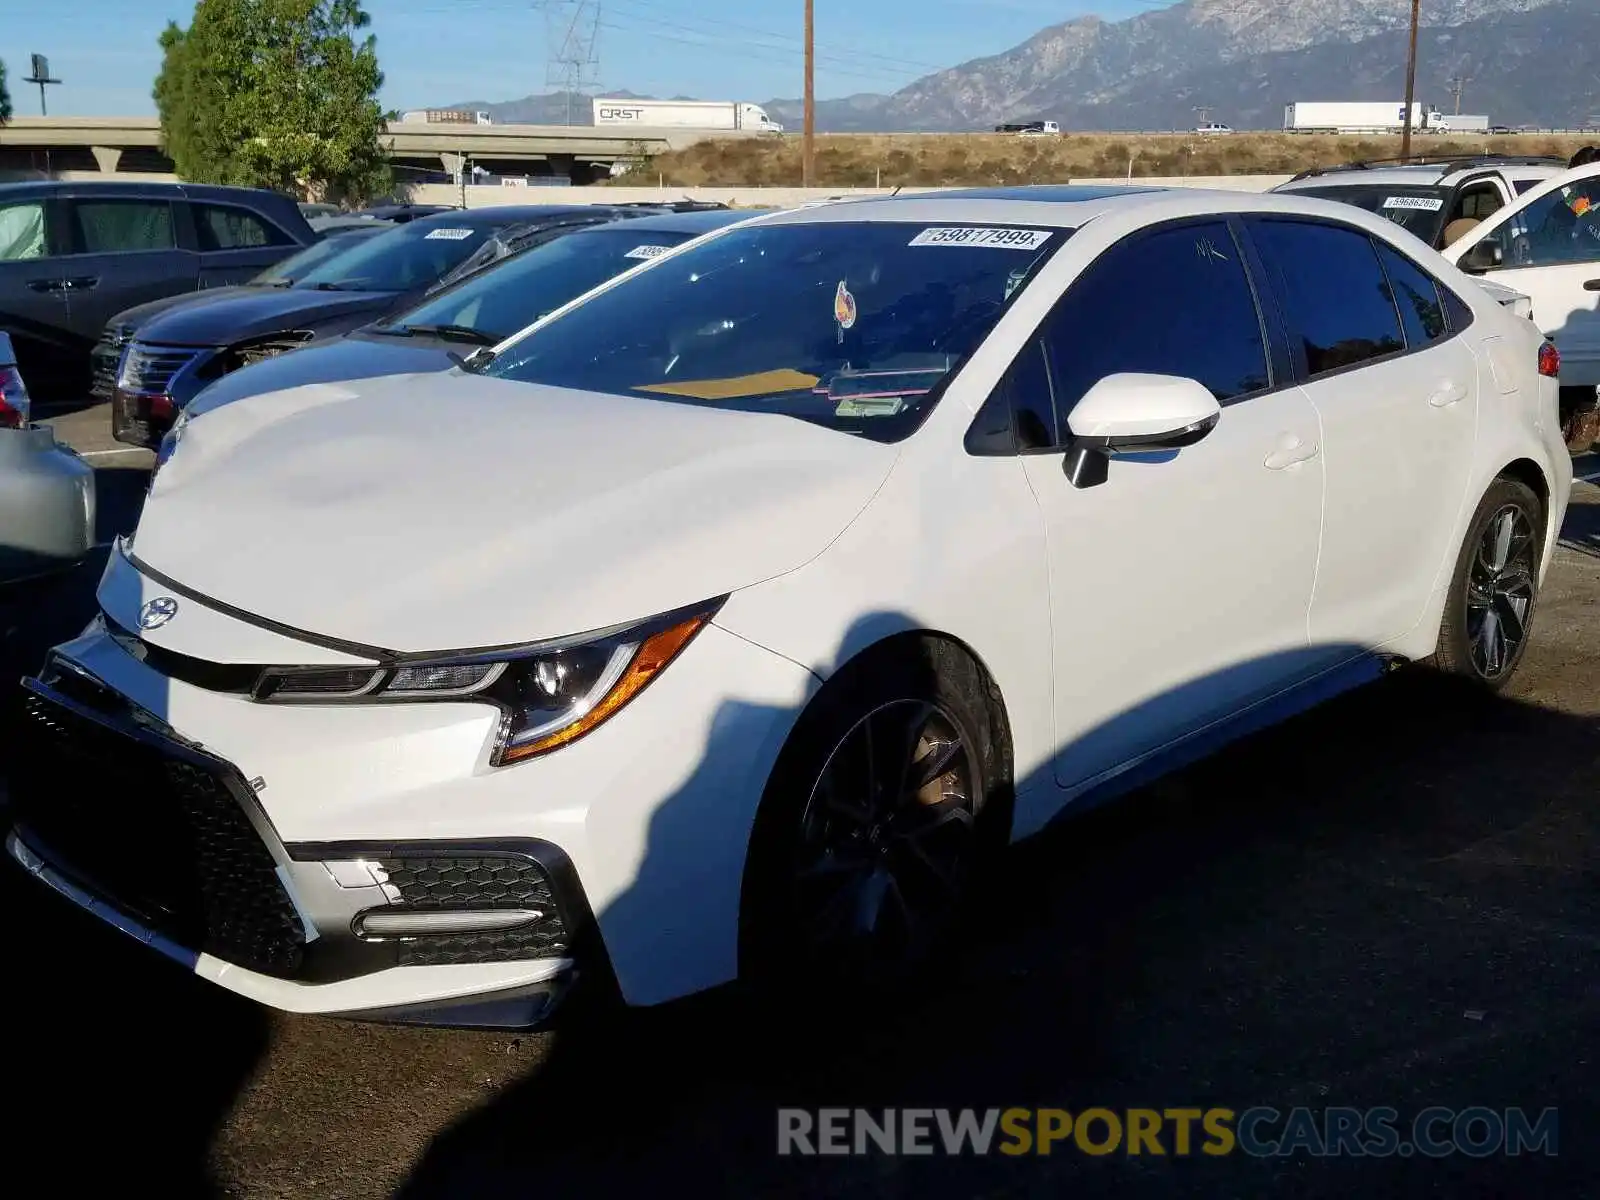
[3,417,1597,1198]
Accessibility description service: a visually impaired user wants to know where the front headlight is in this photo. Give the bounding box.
[254,601,723,765]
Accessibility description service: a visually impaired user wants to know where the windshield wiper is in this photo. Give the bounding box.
[248,278,295,288]
[396,323,497,345]
[309,281,352,292]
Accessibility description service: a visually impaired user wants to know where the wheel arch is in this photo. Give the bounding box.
[734,625,1017,972]
[1496,457,1552,547]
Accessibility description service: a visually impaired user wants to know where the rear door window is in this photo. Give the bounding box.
[69,200,177,253]
[1373,242,1450,349]
[0,202,48,261]
[1247,219,1405,378]
[192,204,290,250]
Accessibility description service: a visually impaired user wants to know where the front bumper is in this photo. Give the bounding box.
[10,548,816,1023]
[7,669,590,1029]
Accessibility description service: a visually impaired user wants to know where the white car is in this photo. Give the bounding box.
[1442,158,1600,450]
[8,185,1573,1029]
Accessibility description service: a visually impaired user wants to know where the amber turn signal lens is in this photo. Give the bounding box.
[497,611,712,762]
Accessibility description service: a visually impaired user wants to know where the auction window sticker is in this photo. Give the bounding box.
[624,244,674,260]
[909,226,1053,250]
[1381,196,1445,212]
[424,227,476,240]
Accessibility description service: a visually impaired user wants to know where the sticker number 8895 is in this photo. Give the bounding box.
[908,226,1053,250]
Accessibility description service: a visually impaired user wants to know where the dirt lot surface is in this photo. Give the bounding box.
[2,420,1597,1198]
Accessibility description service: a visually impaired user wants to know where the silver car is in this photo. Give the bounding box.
[0,331,95,590]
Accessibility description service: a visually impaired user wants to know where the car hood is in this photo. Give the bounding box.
[112,286,258,333]
[134,372,898,653]
[187,335,458,417]
[132,287,405,347]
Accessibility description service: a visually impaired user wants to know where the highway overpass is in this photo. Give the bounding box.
[0,116,755,184]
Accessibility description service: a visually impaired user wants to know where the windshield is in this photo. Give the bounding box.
[292,219,500,293]
[482,220,1065,442]
[250,232,380,285]
[1286,184,1450,244]
[384,225,701,342]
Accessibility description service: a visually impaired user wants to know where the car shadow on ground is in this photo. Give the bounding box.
[395,634,1600,1197]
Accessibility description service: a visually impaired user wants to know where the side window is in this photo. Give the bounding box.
[0,202,48,261]
[1032,221,1269,438]
[1450,185,1503,223]
[1373,241,1449,348]
[192,204,288,251]
[71,200,177,253]
[1484,178,1600,268]
[1249,219,1404,378]
[992,338,1057,451]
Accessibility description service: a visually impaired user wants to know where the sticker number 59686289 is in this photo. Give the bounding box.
[908,226,1052,250]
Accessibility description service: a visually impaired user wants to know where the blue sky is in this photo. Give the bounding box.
[2,0,1176,116]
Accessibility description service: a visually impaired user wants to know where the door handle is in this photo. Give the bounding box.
[1584,279,1600,292]
[63,276,100,291]
[25,279,66,293]
[1429,380,1469,408]
[1264,437,1320,471]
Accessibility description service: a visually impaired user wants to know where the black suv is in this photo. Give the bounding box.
[0,180,316,407]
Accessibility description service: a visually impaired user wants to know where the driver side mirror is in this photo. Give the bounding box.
[1459,240,1504,274]
[1062,373,1222,489]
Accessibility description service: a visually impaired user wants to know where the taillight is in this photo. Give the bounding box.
[0,363,30,430]
[1538,341,1561,379]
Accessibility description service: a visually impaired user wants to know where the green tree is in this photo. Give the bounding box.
[0,59,12,124]
[153,0,391,204]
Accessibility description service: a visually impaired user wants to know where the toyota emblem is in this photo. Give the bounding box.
[138,596,180,631]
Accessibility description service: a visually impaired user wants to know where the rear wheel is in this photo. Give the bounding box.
[1429,478,1543,690]
[740,641,1005,992]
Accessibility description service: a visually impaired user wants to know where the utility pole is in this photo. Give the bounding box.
[1448,73,1470,115]
[1400,0,1421,162]
[803,0,816,188]
[1193,105,1212,127]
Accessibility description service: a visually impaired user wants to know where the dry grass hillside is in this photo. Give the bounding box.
[614,133,1600,188]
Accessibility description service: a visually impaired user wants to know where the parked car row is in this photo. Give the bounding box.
[1272,153,1600,447]
[3,172,1578,1035]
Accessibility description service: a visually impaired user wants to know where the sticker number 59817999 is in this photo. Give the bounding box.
[908,226,1052,250]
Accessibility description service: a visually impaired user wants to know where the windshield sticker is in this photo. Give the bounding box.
[834,280,858,339]
[1004,269,1030,301]
[908,226,1052,250]
[424,227,475,240]
[1381,196,1445,212]
[835,396,908,418]
[624,244,672,260]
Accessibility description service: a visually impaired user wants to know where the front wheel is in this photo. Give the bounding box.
[1428,478,1543,690]
[740,642,1004,992]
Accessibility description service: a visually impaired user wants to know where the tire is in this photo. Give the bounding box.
[1428,477,1543,690]
[739,638,1008,996]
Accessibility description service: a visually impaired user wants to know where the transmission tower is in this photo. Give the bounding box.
[541,1,602,125]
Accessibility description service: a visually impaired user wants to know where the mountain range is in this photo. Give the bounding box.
[450,0,1600,133]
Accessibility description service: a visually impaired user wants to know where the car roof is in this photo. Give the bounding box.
[406,204,643,229]
[0,179,297,202]
[1277,156,1569,190]
[752,186,1173,229]
[576,208,760,235]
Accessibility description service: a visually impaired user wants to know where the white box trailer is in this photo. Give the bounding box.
[591,99,783,133]
[1283,101,1447,133]
[1437,114,1490,134]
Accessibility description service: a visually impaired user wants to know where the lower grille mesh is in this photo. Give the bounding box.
[11,690,307,978]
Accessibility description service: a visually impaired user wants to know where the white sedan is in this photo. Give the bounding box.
[1442,157,1600,450]
[8,185,1572,1028]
